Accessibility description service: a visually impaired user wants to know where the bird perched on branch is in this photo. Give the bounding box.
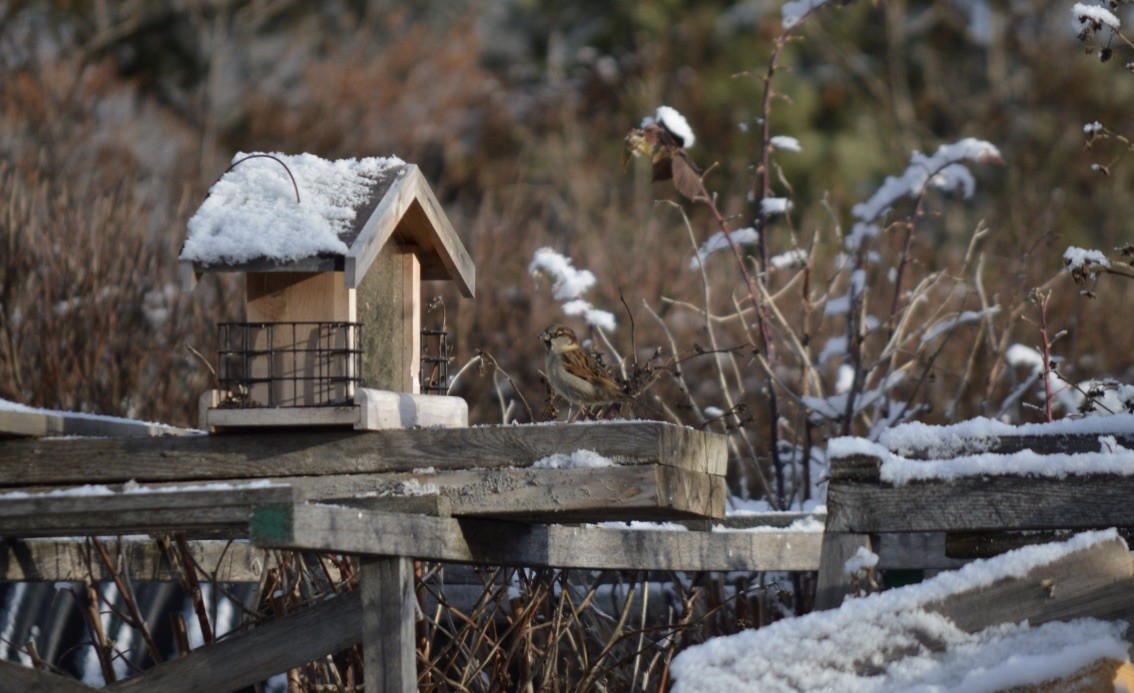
[540,325,633,409]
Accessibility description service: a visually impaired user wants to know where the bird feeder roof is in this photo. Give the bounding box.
[180,152,474,296]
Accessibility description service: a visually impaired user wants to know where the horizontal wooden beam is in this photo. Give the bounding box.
[109,590,363,692]
[827,475,1134,533]
[0,485,293,538]
[307,465,726,521]
[252,503,823,571]
[0,659,97,692]
[0,538,270,583]
[0,422,727,487]
[0,407,193,440]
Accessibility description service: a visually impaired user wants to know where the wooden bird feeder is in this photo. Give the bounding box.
[180,153,474,432]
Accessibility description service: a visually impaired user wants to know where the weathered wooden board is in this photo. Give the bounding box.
[827,475,1134,533]
[927,537,1134,632]
[252,504,824,571]
[0,658,97,691]
[0,422,727,487]
[0,407,192,440]
[109,590,363,692]
[0,539,269,583]
[0,486,293,538]
[306,465,726,521]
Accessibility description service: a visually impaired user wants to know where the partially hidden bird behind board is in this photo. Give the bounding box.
[540,325,633,408]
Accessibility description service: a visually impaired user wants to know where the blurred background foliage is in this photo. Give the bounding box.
[2,0,1133,438]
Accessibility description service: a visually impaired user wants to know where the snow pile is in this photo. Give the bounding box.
[529,248,616,331]
[770,135,802,152]
[641,105,696,148]
[181,152,405,265]
[762,197,793,216]
[770,248,809,270]
[843,546,879,576]
[672,530,1129,692]
[875,413,1134,458]
[689,228,759,270]
[530,449,615,469]
[1063,246,1111,275]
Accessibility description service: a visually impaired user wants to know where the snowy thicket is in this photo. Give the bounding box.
[529,247,617,331]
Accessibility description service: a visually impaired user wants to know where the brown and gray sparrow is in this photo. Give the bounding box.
[540,325,632,408]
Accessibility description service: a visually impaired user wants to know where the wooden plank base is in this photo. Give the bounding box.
[252,503,824,571]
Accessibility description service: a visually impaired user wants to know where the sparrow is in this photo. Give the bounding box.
[540,325,633,408]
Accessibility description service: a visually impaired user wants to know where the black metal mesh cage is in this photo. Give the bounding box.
[217,322,363,408]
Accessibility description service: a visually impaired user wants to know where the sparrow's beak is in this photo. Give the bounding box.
[539,330,551,344]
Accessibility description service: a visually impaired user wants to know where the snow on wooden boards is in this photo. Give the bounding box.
[250,503,823,571]
[675,532,1134,692]
[0,421,726,485]
[0,422,728,525]
[0,404,193,439]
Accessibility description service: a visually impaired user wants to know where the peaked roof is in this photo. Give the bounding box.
[180,154,474,297]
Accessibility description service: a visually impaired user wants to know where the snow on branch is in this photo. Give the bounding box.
[782,0,831,29]
[851,139,1002,224]
[642,105,696,148]
[1063,246,1111,278]
[1072,2,1121,38]
[529,247,616,331]
[689,227,759,270]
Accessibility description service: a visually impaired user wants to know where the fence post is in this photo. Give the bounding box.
[361,556,416,692]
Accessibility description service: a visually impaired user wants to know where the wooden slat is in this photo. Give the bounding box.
[0,538,269,582]
[308,465,725,521]
[109,590,363,692]
[362,557,416,693]
[927,536,1134,631]
[827,475,1134,533]
[0,486,294,538]
[0,407,193,440]
[0,422,727,487]
[0,659,97,692]
[251,504,824,571]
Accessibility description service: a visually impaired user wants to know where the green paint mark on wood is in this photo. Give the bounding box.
[250,503,294,544]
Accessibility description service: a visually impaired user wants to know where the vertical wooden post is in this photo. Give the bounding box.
[361,556,416,693]
[814,532,873,610]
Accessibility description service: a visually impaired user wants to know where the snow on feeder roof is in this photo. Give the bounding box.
[180,152,474,296]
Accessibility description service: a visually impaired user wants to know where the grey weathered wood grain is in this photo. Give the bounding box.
[927,537,1134,632]
[0,407,193,440]
[813,532,873,610]
[827,475,1134,533]
[252,503,824,571]
[110,590,363,692]
[0,539,269,583]
[0,659,97,692]
[0,486,293,538]
[315,465,724,520]
[362,557,416,693]
[0,422,726,486]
